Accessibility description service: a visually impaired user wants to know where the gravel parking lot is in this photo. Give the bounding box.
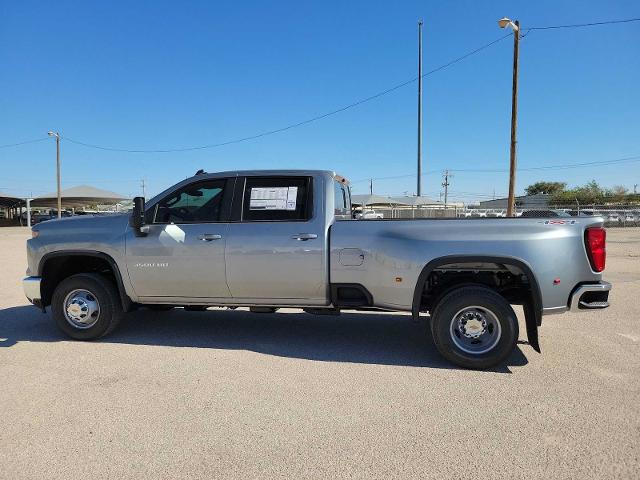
[1,226,638,479]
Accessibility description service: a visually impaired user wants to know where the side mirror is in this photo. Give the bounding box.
[129,196,146,236]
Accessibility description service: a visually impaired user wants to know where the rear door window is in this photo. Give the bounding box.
[242,177,312,221]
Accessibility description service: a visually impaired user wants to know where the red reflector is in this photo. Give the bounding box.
[585,227,606,272]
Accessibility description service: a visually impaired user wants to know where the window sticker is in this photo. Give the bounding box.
[250,186,298,210]
[286,186,298,210]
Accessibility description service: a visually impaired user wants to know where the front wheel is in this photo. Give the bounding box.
[430,286,519,370]
[51,273,123,340]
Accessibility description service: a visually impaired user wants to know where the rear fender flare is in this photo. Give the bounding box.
[411,255,542,352]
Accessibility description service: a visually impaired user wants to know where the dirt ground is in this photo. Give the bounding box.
[0,226,638,479]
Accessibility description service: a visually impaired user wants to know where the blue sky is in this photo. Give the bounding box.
[0,0,638,202]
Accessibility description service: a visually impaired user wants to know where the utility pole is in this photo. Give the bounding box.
[442,170,452,206]
[417,20,423,197]
[369,178,373,195]
[48,131,62,219]
[141,179,147,199]
[498,17,520,217]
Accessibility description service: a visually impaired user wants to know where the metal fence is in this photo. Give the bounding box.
[367,204,640,227]
[458,205,640,227]
[364,206,459,219]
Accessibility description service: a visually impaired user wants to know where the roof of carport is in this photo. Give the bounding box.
[0,193,26,209]
[31,185,128,208]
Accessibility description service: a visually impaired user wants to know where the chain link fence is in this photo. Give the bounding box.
[459,205,640,227]
[365,205,640,227]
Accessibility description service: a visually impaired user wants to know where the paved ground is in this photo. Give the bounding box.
[0,226,638,479]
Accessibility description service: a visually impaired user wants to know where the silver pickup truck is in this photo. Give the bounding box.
[23,170,611,369]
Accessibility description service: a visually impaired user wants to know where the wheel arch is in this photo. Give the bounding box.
[412,255,542,352]
[38,251,133,311]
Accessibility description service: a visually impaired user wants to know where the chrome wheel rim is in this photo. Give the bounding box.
[449,306,502,355]
[63,289,100,329]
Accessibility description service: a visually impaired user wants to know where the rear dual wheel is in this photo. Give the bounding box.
[430,286,519,370]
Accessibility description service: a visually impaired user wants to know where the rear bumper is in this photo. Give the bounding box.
[569,281,611,313]
[23,276,42,308]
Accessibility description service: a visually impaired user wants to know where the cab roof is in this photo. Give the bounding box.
[192,169,349,185]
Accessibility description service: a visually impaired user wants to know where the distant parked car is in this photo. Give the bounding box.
[520,209,573,218]
[355,209,384,220]
[32,213,54,224]
[606,212,620,223]
[575,209,594,216]
[567,210,595,217]
[486,210,507,218]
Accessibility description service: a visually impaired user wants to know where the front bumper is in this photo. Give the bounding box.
[569,281,612,312]
[23,276,42,308]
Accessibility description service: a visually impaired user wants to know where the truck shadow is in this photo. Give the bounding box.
[0,305,528,372]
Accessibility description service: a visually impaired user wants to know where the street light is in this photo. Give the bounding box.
[498,17,518,30]
[48,131,62,219]
[498,17,520,217]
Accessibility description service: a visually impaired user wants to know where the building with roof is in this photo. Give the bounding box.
[477,193,550,210]
[351,194,459,219]
[351,194,443,207]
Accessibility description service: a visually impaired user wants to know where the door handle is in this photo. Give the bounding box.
[198,234,222,241]
[291,233,318,241]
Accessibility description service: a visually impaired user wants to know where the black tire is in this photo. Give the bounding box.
[51,273,123,340]
[430,286,519,370]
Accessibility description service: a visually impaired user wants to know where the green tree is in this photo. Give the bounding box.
[550,180,607,205]
[524,181,566,196]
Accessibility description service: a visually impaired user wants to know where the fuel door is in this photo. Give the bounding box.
[339,248,365,266]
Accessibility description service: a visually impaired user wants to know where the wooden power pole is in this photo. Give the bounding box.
[417,20,423,197]
[506,20,520,217]
[442,170,452,206]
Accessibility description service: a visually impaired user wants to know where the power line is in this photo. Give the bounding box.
[351,154,640,184]
[34,17,640,154]
[527,17,640,31]
[351,169,441,184]
[62,34,512,153]
[0,137,49,149]
[3,17,639,154]
[450,154,640,173]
